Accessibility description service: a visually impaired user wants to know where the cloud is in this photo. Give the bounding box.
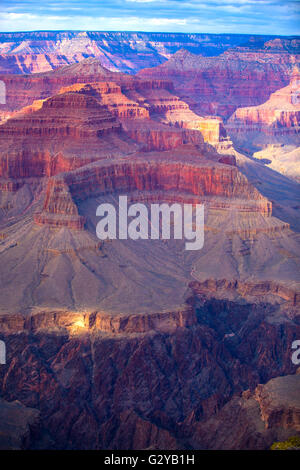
[0,0,299,35]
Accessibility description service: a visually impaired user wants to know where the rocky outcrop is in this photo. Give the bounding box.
[0,306,195,335]
[0,91,121,138]
[60,82,150,119]
[32,154,268,230]
[228,67,300,127]
[120,119,206,151]
[123,83,229,144]
[255,373,300,430]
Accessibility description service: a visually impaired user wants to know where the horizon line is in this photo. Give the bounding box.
[0,30,299,38]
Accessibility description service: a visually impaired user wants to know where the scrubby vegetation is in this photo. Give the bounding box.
[271,436,300,450]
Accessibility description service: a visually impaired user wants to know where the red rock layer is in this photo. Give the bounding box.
[0,307,195,335]
[60,82,150,119]
[33,156,270,230]
[64,158,270,214]
[120,119,206,151]
[0,92,120,138]
[123,84,229,143]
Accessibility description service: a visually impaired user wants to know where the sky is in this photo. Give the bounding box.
[0,0,299,36]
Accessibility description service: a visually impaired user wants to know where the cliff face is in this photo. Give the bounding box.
[123,84,229,143]
[0,294,299,450]
[64,159,268,209]
[138,48,299,119]
[60,82,150,119]
[0,92,121,138]
[226,69,300,172]
[255,374,300,431]
[189,279,300,307]
[28,154,268,231]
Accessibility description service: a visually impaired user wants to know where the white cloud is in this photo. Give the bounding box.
[1,12,38,20]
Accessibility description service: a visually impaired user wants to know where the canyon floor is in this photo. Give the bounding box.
[0,33,299,450]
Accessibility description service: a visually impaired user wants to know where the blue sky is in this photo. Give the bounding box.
[0,0,299,35]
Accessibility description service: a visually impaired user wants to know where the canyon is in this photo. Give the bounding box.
[0,35,299,450]
[138,45,300,119]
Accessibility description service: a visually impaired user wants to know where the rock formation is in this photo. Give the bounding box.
[138,48,299,119]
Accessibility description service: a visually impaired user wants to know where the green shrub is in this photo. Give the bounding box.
[271,436,300,450]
